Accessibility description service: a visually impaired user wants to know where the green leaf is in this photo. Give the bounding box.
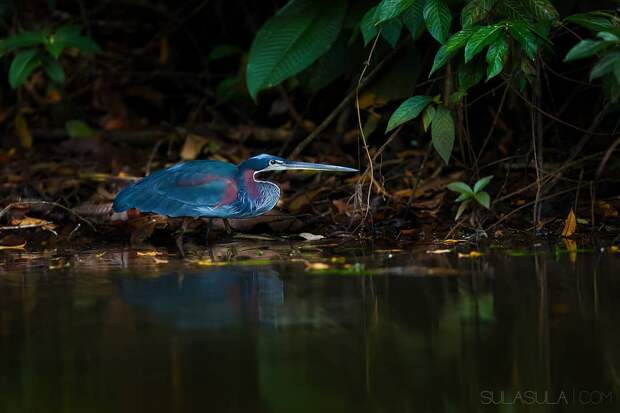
[455,192,474,202]
[566,13,617,32]
[65,120,96,139]
[455,199,471,220]
[597,31,620,42]
[381,18,403,47]
[208,44,243,61]
[43,58,65,84]
[590,52,620,81]
[458,59,485,90]
[0,31,47,57]
[401,0,425,39]
[474,191,491,209]
[360,6,379,45]
[509,22,538,60]
[486,36,508,80]
[48,25,101,58]
[564,39,606,62]
[422,105,435,132]
[9,49,42,89]
[430,28,475,75]
[447,181,474,194]
[465,25,503,63]
[246,0,347,100]
[376,0,415,25]
[386,95,433,132]
[423,0,452,44]
[461,0,497,28]
[473,175,493,192]
[524,0,559,21]
[431,106,455,164]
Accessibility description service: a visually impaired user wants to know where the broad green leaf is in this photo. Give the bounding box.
[43,58,65,84]
[486,37,508,80]
[473,175,493,192]
[65,120,96,139]
[574,17,616,33]
[208,44,243,61]
[564,39,606,62]
[458,59,485,90]
[455,199,471,220]
[423,0,452,44]
[246,0,346,100]
[401,0,425,39]
[422,105,435,132]
[9,49,42,89]
[524,0,559,21]
[48,25,101,58]
[376,0,415,25]
[509,22,538,60]
[597,31,620,42]
[386,95,432,132]
[430,28,475,75]
[461,0,496,28]
[464,25,503,62]
[381,18,403,47]
[474,191,491,209]
[590,52,620,81]
[360,6,379,45]
[0,31,47,57]
[305,34,357,92]
[447,181,473,194]
[566,13,617,32]
[431,106,455,164]
[498,0,530,20]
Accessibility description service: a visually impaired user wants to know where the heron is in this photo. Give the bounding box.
[113,154,358,252]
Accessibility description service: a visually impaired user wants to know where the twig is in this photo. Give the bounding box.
[356,32,382,226]
[0,201,97,232]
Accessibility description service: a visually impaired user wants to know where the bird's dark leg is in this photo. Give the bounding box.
[204,218,213,244]
[223,218,233,235]
[175,218,189,258]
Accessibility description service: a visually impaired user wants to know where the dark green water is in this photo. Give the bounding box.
[1,244,619,412]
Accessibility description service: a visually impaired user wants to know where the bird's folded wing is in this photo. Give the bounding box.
[153,170,238,207]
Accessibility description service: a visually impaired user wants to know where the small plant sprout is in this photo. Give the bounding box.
[447,175,493,220]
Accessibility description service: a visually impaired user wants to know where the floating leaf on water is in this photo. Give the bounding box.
[427,249,452,254]
[305,262,330,270]
[136,251,164,257]
[458,251,482,258]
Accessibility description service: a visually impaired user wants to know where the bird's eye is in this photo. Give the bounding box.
[269,160,276,165]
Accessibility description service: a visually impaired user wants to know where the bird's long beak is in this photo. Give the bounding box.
[282,160,358,173]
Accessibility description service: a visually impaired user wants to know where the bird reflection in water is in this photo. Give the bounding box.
[117,268,284,330]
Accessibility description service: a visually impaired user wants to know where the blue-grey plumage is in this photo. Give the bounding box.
[113,154,358,219]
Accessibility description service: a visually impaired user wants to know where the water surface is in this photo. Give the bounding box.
[1,242,618,412]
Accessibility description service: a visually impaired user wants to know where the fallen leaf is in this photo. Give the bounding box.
[610,246,620,253]
[561,209,577,238]
[14,113,33,149]
[443,239,466,245]
[299,232,325,241]
[305,262,330,270]
[458,251,482,258]
[0,242,27,250]
[152,257,169,264]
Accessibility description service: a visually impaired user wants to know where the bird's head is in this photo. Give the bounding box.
[240,153,358,174]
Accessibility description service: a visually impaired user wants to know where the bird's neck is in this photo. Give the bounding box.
[240,168,280,214]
